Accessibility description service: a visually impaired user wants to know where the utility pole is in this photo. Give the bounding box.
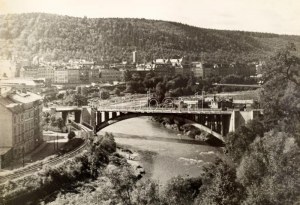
[22,147,25,167]
[202,90,205,111]
[53,135,56,151]
[56,134,59,151]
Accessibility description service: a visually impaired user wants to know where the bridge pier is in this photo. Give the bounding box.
[74,111,81,123]
[104,112,109,122]
[111,111,117,119]
[62,111,69,125]
[97,111,102,124]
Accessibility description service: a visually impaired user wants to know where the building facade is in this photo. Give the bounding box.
[153,63,175,77]
[54,68,68,84]
[88,67,100,83]
[99,68,122,82]
[0,89,43,168]
[20,66,38,79]
[37,66,55,82]
[191,62,217,78]
[68,69,80,84]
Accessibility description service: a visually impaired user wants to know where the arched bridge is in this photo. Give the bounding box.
[47,105,262,142]
[82,107,262,142]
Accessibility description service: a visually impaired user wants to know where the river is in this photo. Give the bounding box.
[99,116,224,185]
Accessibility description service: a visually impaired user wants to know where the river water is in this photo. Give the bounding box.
[100,116,223,185]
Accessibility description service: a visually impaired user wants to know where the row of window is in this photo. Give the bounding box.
[13,120,36,136]
[14,130,35,144]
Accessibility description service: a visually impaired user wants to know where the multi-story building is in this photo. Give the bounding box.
[0,88,43,168]
[88,67,100,83]
[99,68,122,83]
[54,68,68,84]
[37,66,55,82]
[191,62,216,78]
[79,68,90,83]
[215,63,256,77]
[68,69,80,84]
[153,60,175,77]
[20,66,38,79]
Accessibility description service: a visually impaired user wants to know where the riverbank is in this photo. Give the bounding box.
[114,135,223,185]
[150,116,224,146]
[101,117,225,185]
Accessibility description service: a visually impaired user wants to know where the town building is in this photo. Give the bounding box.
[153,60,175,77]
[54,68,68,84]
[191,62,217,78]
[0,88,43,168]
[68,68,80,84]
[99,68,122,83]
[37,66,55,82]
[20,66,38,79]
[88,67,100,83]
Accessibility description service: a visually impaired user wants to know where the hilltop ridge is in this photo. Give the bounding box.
[1,13,300,63]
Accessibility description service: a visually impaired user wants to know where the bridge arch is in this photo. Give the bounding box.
[94,112,225,142]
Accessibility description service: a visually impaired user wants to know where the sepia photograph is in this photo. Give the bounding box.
[0,0,299,204]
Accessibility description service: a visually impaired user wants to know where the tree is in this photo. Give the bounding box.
[155,82,165,103]
[237,131,300,205]
[163,176,202,205]
[56,117,65,131]
[195,159,245,205]
[73,94,88,106]
[123,69,132,82]
[50,115,57,127]
[113,87,121,96]
[263,43,300,86]
[68,131,76,140]
[260,43,300,142]
[100,89,110,99]
[56,93,64,99]
[225,119,264,164]
[81,86,89,96]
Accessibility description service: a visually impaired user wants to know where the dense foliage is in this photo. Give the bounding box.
[0,133,116,204]
[125,72,256,101]
[1,13,300,63]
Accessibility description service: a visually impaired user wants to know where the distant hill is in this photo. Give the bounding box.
[0,13,300,63]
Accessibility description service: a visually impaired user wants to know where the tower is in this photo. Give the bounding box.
[132,51,137,64]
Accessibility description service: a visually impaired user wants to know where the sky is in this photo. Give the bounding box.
[0,0,300,35]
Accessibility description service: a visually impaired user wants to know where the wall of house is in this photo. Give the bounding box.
[0,106,13,147]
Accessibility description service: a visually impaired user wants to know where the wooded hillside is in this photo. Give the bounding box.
[1,13,300,63]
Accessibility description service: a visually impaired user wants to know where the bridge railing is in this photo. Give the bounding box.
[94,106,235,113]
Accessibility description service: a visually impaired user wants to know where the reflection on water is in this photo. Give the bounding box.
[100,116,223,184]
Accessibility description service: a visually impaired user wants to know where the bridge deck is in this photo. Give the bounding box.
[95,107,233,114]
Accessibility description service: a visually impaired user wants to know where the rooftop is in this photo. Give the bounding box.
[9,91,42,104]
[0,147,12,156]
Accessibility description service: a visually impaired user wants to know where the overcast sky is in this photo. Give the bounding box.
[0,0,299,35]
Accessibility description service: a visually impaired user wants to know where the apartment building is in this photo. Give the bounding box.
[0,88,43,168]
[54,68,68,84]
[37,66,55,82]
[20,66,38,78]
[68,69,80,83]
[99,68,122,82]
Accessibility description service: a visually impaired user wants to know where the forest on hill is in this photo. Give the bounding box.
[1,13,300,63]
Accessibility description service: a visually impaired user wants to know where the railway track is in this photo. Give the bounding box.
[0,123,92,184]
